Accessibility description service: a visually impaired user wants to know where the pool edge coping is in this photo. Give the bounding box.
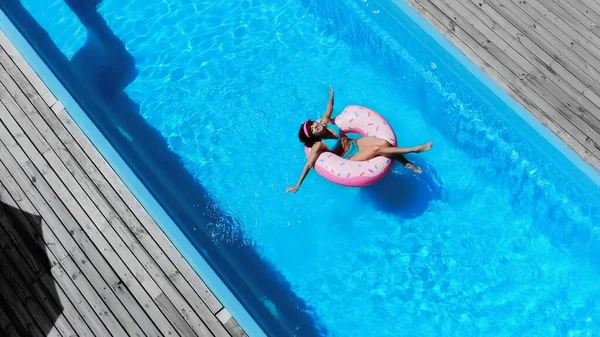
[0,9,267,337]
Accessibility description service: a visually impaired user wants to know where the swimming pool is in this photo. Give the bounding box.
[3,0,600,335]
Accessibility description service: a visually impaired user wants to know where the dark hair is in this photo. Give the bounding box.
[298,121,318,147]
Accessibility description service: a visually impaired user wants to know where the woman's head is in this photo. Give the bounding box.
[298,119,325,147]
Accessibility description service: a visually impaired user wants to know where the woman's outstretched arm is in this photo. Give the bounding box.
[319,86,335,124]
[285,142,324,194]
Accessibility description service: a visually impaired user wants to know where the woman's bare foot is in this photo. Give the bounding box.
[415,141,433,153]
[405,163,423,174]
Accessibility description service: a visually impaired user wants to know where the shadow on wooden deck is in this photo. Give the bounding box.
[0,201,63,336]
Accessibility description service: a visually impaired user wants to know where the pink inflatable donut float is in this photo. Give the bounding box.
[304,105,397,187]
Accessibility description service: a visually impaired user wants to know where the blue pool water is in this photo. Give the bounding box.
[5,0,600,335]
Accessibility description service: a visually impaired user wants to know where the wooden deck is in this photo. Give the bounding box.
[0,29,247,337]
[405,0,600,172]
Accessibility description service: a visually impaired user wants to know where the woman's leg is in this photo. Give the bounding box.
[355,137,433,155]
[349,149,423,173]
[349,137,431,173]
[355,136,392,149]
[346,146,380,161]
[392,154,422,174]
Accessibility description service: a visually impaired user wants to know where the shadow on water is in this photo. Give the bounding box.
[0,200,63,336]
[0,0,324,335]
[66,0,138,96]
[361,159,443,219]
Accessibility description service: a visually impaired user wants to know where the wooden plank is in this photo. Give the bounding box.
[0,300,13,332]
[0,260,47,337]
[0,40,224,320]
[55,112,227,334]
[499,0,600,91]
[404,0,600,170]
[66,247,152,337]
[554,0,600,39]
[476,0,600,142]
[482,0,600,97]
[154,293,198,337]
[0,123,74,261]
[0,30,233,337]
[54,109,224,314]
[0,31,56,106]
[531,0,600,63]
[0,181,57,275]
[56,254,126,337]
[40,150,176,337]
[485,0,600,111]
[68,214,179,337]
[0,155,114,336]
[454,0,599,156]
[162,270,228,336]
[432,0,536,75]
[0,123,136,337]
[444,0,600,138]
[578,0,600,19]
[0,157,64,266]
[223,317,248,337]
[0,66,183,337]
[543,0,600,42]
[38,272,97,337]
[413,0,600,159]
[0,111,156,337]
[40,132,203,337]
[0,177,95,337]
[0,201,72,336]
[508,0,600,76]
[0,55,63,150]
[0,19,243,337]
[466,0,600,114]
[0,302,23,337]
[48,262,113,337]
[216,308,232,325]
[54,108,224,314]
[49,107,223,336]
[0,239,75,337]
[28,279,80,337]
[0,81,175,337]
[0,85,53,152]
[0,325,22,337]
[0,50,195,337]
[50,101,64,114]
[54,104,228,327]
[217,307,247,337]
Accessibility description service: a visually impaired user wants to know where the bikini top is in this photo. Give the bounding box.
[322,123,343,151]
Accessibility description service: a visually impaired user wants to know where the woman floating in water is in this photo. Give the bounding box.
[285,87,432,194]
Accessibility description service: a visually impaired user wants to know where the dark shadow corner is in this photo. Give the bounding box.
[0,200,63,336]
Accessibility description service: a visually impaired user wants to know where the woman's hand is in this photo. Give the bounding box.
[285,185,300,194]
[321,86,335,123]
